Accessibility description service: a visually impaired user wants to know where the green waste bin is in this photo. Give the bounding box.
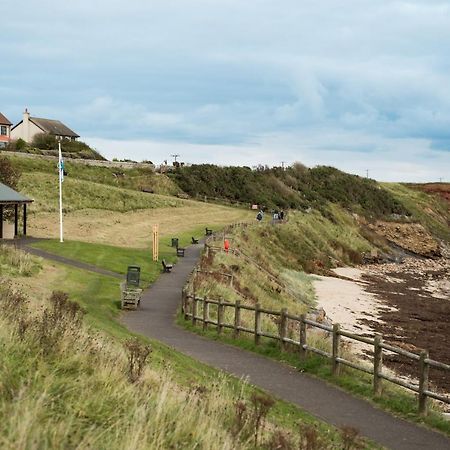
[171,238,179,248]
[127,266,141,288]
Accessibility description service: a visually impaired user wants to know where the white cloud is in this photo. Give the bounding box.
[2,0,449,180]
[86,129,449,183]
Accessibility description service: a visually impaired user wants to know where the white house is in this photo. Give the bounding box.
[11,109,80,143]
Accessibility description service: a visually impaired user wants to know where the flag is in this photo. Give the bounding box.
[58,146,64,183]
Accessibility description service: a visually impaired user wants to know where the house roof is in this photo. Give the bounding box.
[30,117,80,138]
[0,182,33,204]
[11,116,80,138]
[0,113,12,126]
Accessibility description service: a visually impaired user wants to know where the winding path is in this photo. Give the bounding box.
[9,237,449,448]
[123,243,450,450]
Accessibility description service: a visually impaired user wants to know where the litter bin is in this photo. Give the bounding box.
[171,238,179,248]
[127,266,141,288]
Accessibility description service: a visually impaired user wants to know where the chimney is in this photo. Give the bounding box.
[23,108,30,142]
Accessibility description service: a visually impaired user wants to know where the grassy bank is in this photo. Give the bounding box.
[0,245,372,449]
[9,153,181,196]
[184,211,450,436]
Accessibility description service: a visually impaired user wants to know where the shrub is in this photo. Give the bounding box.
[124,338,152,383]
[32,133,58,150]
[0,155,21,189]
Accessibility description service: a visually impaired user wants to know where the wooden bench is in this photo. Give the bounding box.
[162,259,173,273]
[191,237,199,244]
[205,228,213,236]
[176,247,185,257]
[120,281,142,310]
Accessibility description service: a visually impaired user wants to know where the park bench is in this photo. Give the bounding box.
[191,237,199,244]
[205,228,213,236]
[162,259,173,273]
[120,266,142,310]
[176,247,185,257]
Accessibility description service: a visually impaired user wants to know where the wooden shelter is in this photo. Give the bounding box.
[0,182,33,239]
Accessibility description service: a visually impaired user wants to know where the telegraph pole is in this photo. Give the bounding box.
[170,154,180,164]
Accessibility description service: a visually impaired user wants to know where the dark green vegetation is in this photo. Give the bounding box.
[0,155,21,190]
[6,134,105,160]
[170,163,409,218]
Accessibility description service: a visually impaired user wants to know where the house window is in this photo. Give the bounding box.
[0,125,7,136]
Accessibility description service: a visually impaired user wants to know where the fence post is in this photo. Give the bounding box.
[234,300,241,339]
[192,296,198,326]
[230,275,234,288]
[373,334,383,397]
[299,314,307,361]
[254,303,261,345]
[280,308,288,351]
[203,298,209,331]
[332,323,341,376]
[217,298,224,335]
[183,290,189,321]
[418,350,429,416]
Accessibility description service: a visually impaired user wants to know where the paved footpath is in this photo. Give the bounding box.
[123,243,450,450]
[7,238,122,279]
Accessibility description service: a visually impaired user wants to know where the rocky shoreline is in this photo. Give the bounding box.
[313,253,450,394]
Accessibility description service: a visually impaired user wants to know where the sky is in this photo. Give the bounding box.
[2,0,450,182]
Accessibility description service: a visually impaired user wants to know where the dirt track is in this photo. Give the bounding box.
[359,258,450,392]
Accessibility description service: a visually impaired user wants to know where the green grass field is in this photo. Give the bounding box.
[31,239,176,285]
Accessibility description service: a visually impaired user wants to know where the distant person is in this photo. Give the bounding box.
[279,210,284,221]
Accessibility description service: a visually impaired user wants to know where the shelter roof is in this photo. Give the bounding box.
[0,182,33,204]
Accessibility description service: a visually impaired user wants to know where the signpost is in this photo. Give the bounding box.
[152,224,159,261]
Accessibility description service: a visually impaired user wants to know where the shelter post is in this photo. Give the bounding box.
[0,205,3,238]
[23,204,27,236]
[14,204,18,237]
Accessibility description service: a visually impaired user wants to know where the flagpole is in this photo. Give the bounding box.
[58,142,64,243]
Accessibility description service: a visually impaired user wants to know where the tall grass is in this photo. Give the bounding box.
[0,283,363,449]
[0,245,41,277]
[0,285,247,449]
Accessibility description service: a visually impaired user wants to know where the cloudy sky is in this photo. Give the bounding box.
[2,0,450,181]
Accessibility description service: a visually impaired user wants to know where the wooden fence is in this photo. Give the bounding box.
[181,291,450,416]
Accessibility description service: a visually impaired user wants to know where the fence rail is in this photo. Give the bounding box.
[181,291,450,416]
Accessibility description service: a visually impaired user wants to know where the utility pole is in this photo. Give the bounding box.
[170,154,180,164]
[366,169,369,179]
[281,161,287,170]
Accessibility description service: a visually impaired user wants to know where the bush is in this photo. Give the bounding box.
[0,155,21,190]
[30,134,105,160]
[32,133,58,150]
[169,164,410,219]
